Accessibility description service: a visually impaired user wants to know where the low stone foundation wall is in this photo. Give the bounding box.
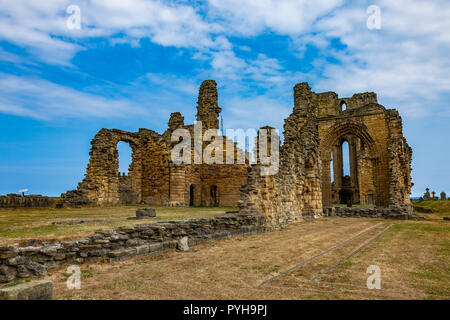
[0,194,53,208]
[0,213,265,283]
[323,205,414,219]
[0,280,53,300]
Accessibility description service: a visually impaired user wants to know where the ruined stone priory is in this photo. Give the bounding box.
[61,80,413,226]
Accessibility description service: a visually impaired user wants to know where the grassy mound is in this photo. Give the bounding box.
[413,200,450,218]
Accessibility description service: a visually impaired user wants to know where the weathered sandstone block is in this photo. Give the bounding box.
[0,280,53,300]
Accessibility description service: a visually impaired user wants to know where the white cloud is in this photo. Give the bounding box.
[0,0,219,65]
[209,51,303,90]
[0,73,148,120]
[0,0,448,121]
[206,0,343,36]
[310,0,450,117]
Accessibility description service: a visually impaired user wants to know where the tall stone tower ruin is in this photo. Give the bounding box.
[195,80,222,131]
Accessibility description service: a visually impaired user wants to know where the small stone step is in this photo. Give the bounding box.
[0,280,53,300]
[136,208,156,218]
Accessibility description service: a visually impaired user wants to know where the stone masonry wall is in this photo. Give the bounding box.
[239,83,323,229]
[0,213,265,283]
[323,205,414,219]
[238,81,412,229]
[61,80,248,208]
[0,195,53,208]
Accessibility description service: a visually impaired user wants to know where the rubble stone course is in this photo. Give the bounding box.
[0,194,53,208]
[0,213,265,283]
[323,206,414,219]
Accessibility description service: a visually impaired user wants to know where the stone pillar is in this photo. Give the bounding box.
[169,163,187,206]
[168,112,184,131]
[196,80,221,131]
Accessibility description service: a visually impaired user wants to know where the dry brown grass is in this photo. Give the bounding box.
[0,205,233,245]
[43,217,449,300]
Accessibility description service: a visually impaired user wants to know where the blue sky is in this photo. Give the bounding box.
[0,0,449,197]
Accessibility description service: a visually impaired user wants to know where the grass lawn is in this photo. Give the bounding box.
[45,216,449,300]
[2,200,449,299]
[413,199,450,219]
[0,205,236,245]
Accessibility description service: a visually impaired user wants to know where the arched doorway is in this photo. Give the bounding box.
[320,122,382,207]
[117,141,132,176]
[116,140,138,205]
[339,189,353,206]
[339,139,354,205]
[210,185,218,207]
[189,184,195,207]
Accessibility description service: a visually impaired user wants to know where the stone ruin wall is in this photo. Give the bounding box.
[61,79,413,226]
[313,85,412,209]
[0,194,53,208]
[239,82,413,228]
[239,83,323,229]
[61,80,247,208]
[315,92,412,209]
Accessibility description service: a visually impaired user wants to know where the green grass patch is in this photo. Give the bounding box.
[6,279,31,287]
[0,205,237,243]
[413,200,450,218]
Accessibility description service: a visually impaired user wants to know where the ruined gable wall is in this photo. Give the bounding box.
[61,128,162,206]
[183,81,247,207]
[239,81,413,228]
[315,89,411,208]
[239,83,322,229]
[318,110,390,207]
[386,110,413,206]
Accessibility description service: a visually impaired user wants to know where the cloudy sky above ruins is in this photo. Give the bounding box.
[0,0,449,196]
